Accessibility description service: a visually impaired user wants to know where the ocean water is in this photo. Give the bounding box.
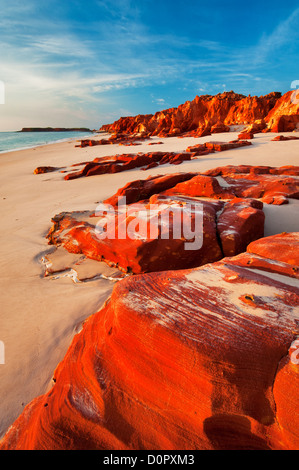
[0,131,94,154]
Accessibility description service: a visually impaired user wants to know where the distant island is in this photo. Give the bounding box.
[19,127,93,133]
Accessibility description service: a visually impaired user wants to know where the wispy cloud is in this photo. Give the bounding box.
[0,1,298,130]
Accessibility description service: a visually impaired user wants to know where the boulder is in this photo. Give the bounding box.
[45,196,224,274]
[217,198,265,256]
[34,166,59,174]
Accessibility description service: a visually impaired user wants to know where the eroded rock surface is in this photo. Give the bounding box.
[1,233,298,450]
[43,165,299,274]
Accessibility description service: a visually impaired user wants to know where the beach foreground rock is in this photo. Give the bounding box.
[0,232,298,450]
[42,164,299,274]
[61,140,252,181]
[100,90,299,137]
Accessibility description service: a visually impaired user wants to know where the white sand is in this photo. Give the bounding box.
[0,130,299,437]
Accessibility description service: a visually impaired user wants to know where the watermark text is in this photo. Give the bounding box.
[95,198,204,251]
[0,80,5,104]
[0,341,5,365]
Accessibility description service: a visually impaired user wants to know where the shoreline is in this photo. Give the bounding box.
[0,130,298,439]
[0,131,95,155]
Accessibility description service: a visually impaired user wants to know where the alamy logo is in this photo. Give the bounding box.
[290,339,299,365]
[0,80,5,104]
[291,80,299,105]
[95,197,204,251]
[0,341,4,365]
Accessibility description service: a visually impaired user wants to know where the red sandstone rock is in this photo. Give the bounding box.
[238,132,254,140]
[239,120,267,136]
[100,91,281,138]
[34,166,59,174]
[204,140,252,151]
[104,173,196,206]
[202,165,299,202]
[103,165,299,211]
[261,195,289,205]
[164,174,236,199]
[46,197,223,274]
[98,90,299,137]
[185,140,252,156]
[265,91,299,132]
[65,139,255,181]
[204,165,299,178]
[217,198,265,256]
[64,152,195,180]
[1,233,298,450]
[271,135,299,141]
[185,143,209,155]
[211,122,230,133]
[247,232,299,266]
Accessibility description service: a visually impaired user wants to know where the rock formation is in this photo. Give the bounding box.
[4,156,299,451]
[104,165,299,207]
[34,166,60,174]
[100,91,283,137]
[42,164,298,274]
[265,91,299,132]
[49,140,251,181]
[1,232,298,450]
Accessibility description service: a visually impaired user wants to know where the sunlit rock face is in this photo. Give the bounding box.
[100,91,282,137]
[42,164,299,275]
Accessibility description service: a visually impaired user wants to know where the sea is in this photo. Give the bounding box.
[0,130,94,154]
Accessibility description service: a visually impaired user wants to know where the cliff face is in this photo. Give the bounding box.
[264,90,299,132]
[100,91,287,137]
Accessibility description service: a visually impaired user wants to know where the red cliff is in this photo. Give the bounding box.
[100,91,286,137]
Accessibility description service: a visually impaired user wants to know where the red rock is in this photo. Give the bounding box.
[217,198,265,256]
[204,164,254,177]
[240,120,267,135]
[46,196,223,274]
[265,91,299,132]
[104,173,196,206]
[195,126,211,137]
[185,143,208,155]
[102,165,299,212]
[273,340,299,450]
[1,233,298,450]
[261,195,289,205]
[204,164,299,178]
[211,122,230,133]
[64,152,196,180]
[271,135,299,141]
[34,166,59,174]
[98,90,299,137]
[204,140,252,151]
[238,132,254,140]
[270,115,299,133]
[247,232,299,266]
[164,174,235,199]
[202,165,299,202]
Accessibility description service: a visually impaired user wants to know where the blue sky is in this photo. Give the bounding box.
[0,0,298,130]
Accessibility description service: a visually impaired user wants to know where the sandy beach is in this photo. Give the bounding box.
[0,130,299,439]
